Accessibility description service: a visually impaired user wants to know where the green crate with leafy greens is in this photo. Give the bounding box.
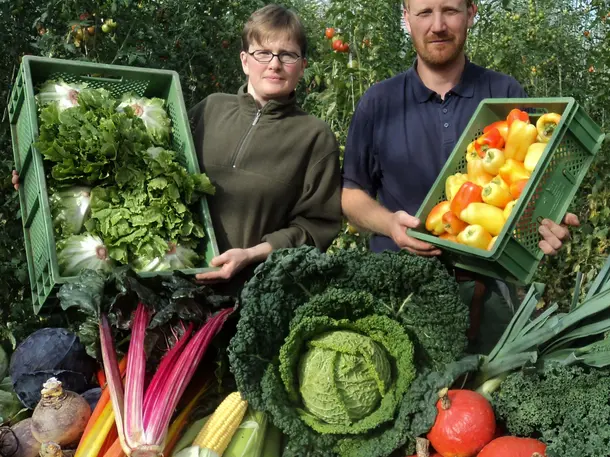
[8,56,219,313]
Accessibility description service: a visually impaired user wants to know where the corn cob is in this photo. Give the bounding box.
[192,391,248,457]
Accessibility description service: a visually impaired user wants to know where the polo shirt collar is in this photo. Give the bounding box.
[410,57,476,103]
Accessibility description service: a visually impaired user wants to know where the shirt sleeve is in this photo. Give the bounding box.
[341,91,380,197]
[261,131,342,252]
[506,77,528,98]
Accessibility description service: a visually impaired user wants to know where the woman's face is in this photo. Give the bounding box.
[240,36,306,106]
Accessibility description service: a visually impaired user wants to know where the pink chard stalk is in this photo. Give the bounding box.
[99,302,233,457]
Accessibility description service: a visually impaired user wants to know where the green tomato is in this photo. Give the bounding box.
[347,60,359,69]
[102,23,111,33]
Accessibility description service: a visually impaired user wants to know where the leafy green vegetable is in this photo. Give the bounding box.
[49,186,92,237]
[57,234,115,277]
[280,313,414,435]
[85,148,214,265]
[35,87,151,185]
[492,363,610,457]
[228,246,472,457]
[0,377,26,423]
[118,94,172,146]
[36,79,87,111]
[132,242,200,272]
[0,348,6,380]
[58,267,235,358]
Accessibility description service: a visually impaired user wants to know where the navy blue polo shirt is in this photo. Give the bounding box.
[342,59,526,253]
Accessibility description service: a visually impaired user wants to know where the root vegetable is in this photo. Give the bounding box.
[31,379,91,447]
[10,419,41,457]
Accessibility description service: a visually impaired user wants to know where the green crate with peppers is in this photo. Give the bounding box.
[407,97,604,285]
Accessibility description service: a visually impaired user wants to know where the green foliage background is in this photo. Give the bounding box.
[0,0,608,348]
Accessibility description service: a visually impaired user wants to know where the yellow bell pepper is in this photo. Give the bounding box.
[482,148,506,175]
[460,202,506,236]
[488,236,498,251]
[490,175,510,192]
[425,201,451,235]
[467,158,494,187]
[457,224,493,250]
[482,180,513,209]
[466,142,480,162]
[445,173,469,201]
[498,158,531,185]
[536,113,562,143]
[524,142,547,172]
[504,119,538,161]
[503,200,517,220]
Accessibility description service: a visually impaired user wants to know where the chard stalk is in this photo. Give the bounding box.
[99,303,234,457]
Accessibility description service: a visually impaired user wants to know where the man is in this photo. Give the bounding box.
[340,0,579,353]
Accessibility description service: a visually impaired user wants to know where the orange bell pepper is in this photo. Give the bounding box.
[498,159,531,185]
[467,158,494,187]
[475,127,505,156]
[506,108,530,126]
[482,180,513,209]
[484,120,509,141]
[457,224,493,250]
[505,119,538,161]
[445,173,469,201]
[425,201,451,235]
[488,236,498,251]
[442,211,469,236]
[509,179,529,199]
[536,113,562,143]
[482,148,506,175]
[450,182,483,217]
[439,232,458,242]
[460,202,506,236]
[504,200,517,220]
[524,142,547,171]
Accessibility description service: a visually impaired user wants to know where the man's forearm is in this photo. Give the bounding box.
[341,188,393,237]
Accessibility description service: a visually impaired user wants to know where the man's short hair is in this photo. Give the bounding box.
[403,0,475,10]
[242,4,307,57]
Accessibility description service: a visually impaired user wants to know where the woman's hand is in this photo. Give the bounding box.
[195,249,252,282]
[195,242,273,283]
[12,170,19,190]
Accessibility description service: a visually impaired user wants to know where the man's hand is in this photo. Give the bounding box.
[389,210,442,257]
[195,248,251,283]
[539,212,579,255]
[12,170,19,190]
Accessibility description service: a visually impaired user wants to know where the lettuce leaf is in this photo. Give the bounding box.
[118,94,172,146]
[35,88,151,185]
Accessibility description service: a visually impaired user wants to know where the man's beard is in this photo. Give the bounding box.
[413,32,467,69]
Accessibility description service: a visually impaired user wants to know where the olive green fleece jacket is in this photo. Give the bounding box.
[188,85,342,255]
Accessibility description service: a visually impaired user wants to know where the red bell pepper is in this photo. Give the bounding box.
[474,127,505,156]
[506,108,530,126]
[483,120,509,141]
[450,182,483,217]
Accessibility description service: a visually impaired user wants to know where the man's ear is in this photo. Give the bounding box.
[403,6,412,35]
[467,3,478,28]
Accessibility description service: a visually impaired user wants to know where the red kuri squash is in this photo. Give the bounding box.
[477,436,546,457]
[427,388,496,457]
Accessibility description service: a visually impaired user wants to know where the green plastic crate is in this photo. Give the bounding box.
[407,97,605,285]
[8,56,220,313]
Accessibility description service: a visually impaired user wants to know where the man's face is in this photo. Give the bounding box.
[404,0,476,68]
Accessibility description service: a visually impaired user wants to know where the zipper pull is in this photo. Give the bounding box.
[252,110,262,126]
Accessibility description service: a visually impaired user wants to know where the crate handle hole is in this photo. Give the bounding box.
[536,216,544,225]
[562,168,576,184]
[81,74,124,83]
